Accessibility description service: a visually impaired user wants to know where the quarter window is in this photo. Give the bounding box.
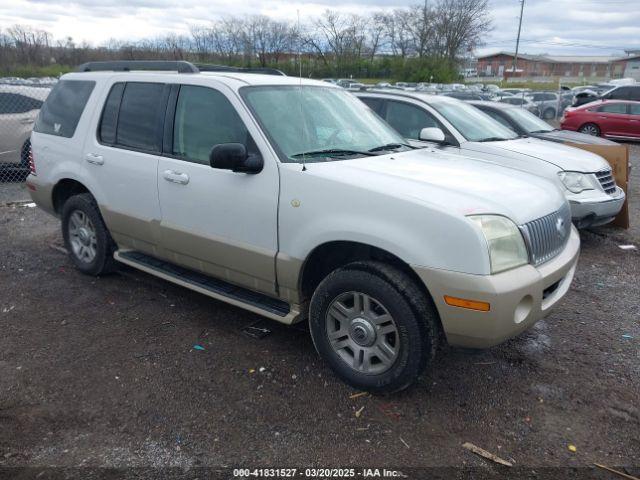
[116,82,165,152]
[34,80,95,138]
[172,85,250,165]
[629,103,640,115]
[99,83,125,145]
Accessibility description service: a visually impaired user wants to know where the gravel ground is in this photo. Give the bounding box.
[0,144,638,478]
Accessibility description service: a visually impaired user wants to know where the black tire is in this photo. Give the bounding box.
[61,193,117,276]
[543,108,555,120]
[579,123,600,136]
[309,261,439,394]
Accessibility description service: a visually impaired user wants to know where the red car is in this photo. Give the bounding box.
[560,99,640,140]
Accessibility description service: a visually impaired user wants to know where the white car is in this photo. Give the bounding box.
[357,91,625,228]
[28,61,579,392]
[0,85,50,167]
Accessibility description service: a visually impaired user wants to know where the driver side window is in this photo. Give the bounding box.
[385,101,438,140]
[173,85,251,165]
[483,110,512,128]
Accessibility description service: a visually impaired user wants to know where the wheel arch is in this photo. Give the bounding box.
[298,240,434,306]
[51,178,91,214]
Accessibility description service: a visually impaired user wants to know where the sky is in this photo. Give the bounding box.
[0,0,638,57]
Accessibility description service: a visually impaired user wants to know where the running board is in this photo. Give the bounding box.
[114,250,300,324]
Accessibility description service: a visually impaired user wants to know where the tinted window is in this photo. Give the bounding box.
[629,103,640,115]
[385,101,438,139]
[607,87,627,100]
[34,80,94,138]
[173,85,249,164]
[0,93,43,114]
[116,82,165,151]
[598,103,627,114]
[360,97,384,115]
[99,83,124,144]
[629,88,640,101]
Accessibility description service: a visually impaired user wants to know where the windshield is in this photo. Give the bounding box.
[430,100,518,142]
[504,107,554,133]
[241,85,407,162]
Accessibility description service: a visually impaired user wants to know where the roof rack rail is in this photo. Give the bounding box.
[75,61,287,76]
[76,61,199,73]
[194,64,286,76]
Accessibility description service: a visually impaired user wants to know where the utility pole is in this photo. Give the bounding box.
[512,0,525,76]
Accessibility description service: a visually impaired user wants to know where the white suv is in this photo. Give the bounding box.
[27,61,580,392]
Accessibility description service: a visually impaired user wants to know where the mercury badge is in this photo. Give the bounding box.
[556,216,566,240]
[291,199,301,208]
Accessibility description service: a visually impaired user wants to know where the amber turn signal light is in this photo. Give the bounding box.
[444,295,490,312]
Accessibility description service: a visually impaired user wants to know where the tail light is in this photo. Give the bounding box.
[28,145,36,175]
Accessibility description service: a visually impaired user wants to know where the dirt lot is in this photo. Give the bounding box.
[0,145,639,479]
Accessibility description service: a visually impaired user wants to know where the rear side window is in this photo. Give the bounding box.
[34,80,95,138]
[598,103,627,114]
[629,88,640,101]
[628,103,640,115]
[0,93,43,114]
[116,82,165,152]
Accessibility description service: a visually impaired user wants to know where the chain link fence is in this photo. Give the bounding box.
[0,78,55,184]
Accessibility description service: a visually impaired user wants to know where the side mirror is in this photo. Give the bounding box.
[419,127,446,143]
[209,143,263,174]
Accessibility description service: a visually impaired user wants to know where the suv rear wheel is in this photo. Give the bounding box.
[309,261,438,393]
[61,193,117,276]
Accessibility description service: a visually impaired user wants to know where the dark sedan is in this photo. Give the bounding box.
[469,101,618,145]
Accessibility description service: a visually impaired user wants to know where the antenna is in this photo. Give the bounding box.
[297,9,307,171]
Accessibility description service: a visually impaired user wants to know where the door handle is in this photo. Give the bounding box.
[20,118,35,125]
[163,170,189,185]
[85,153,104,165]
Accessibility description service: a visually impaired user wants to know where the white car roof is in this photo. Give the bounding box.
[61,70,331,91]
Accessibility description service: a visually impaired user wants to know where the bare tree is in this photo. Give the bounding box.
[432,0,492,60]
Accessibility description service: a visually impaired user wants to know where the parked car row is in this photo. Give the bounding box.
[0,84,51,176]
[325,79,582,119]
[24,61,630,393]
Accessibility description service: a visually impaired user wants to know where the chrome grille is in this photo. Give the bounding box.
[595,169,617,195]
[521,203,572,266]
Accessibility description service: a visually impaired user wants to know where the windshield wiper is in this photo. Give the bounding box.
[367,143,411,152]
[477,136,509,142]
[530,129,554,134]
[291,148,372,159]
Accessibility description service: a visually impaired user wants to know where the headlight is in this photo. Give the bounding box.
[558,171,594,193]
[469,215,529,274]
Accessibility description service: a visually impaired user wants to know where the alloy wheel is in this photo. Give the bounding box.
[325,291,400,375]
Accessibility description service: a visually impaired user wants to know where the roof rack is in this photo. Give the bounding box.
[75,61,286,76]
[194,64,286,76]
[76,61,199,73]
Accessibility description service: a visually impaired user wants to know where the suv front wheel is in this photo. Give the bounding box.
[309,261,439,393]
[61,193,117,276]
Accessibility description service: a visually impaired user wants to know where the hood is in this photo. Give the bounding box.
[534,129,618,146]
[305,149,565,225]
[463,136,610,172]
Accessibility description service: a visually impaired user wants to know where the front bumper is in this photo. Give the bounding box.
[569,187,625,228]
[413,226,580,348]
